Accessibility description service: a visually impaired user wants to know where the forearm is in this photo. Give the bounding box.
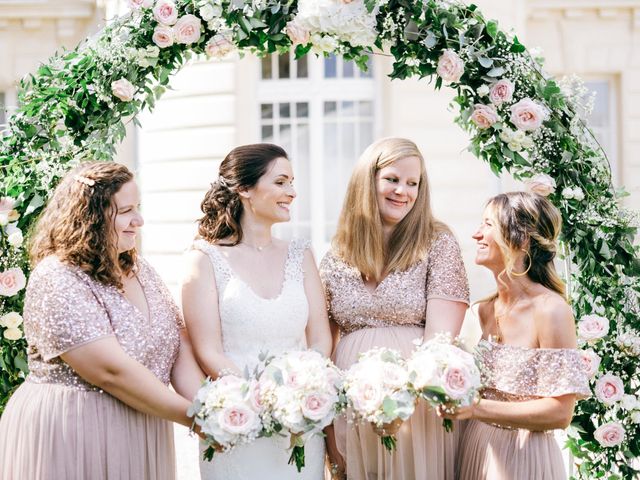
[307,335,332,357]
[171,330,206,401]
[195,349,242,379]
[473,396,575,431]
[324,424,344,470]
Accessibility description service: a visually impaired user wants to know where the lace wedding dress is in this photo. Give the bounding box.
[192,238,326,480]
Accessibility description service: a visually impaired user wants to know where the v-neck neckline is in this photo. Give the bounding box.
[118,268,152,324]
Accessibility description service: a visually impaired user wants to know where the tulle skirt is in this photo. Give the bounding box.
[333,326,458,480]
[0,381,176,480]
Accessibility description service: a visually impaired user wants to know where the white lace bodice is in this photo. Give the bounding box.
[192,238,310,371]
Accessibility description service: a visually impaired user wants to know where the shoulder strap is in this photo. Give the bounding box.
[284,238,310,283]
[191,239,232,290]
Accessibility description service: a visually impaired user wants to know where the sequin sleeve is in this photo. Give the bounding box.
[318,252,335,324]
[24,258,114,361]
[426,231,470,304]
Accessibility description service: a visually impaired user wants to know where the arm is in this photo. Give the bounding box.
[302,249,332,357]
[181,250,242,378]
[62,337,192,427]
[423,298,467,341]
[171,328,206,401]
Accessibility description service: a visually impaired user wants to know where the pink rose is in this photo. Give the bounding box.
[437,49,464,83]
[249,380,264,412]
[595,373,624,405]
[152,25,174,48]
[525,174,556,196]
[509,98,547,131]
[174,14,201,45]
[594,422,625,447]
[0,268,26,297]
[442,365,471,400]
[153,0,178,26]
[128,0,153,9]
[580,349,601,378]
[470,104,499,130]
[351,381,383,413]
[301,392,333,422]
[111,78,135,102]
[205,34,235,58]
[489,79,515,106]
[286,20,310,45]
[578,314,609,342]
[218,405,257,435]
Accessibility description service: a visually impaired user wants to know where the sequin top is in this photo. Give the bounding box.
[23,256,184,391]
[320,231,470,335]
[476,339,591,403]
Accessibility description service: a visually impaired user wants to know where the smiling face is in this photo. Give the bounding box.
[472,206,505,271]
[113,180,144,254]
[375,155,421,229]
[242,156,296,224]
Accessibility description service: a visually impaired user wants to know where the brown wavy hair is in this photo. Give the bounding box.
[30,162,136,289]
[197,143,288,245]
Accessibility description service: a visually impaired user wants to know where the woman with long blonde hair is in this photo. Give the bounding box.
[440,191,590,479]
[320,137,470,480]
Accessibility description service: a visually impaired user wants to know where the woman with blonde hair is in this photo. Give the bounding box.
[320,137,470,479]
[0,162,203,480]
[440,191,590,479]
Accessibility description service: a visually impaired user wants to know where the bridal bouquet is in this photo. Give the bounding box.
[188,374,264,461]
[257,350,343,472]
[343,347,416,451]
[407,333,482,432]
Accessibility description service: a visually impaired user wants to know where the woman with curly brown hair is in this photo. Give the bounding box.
[0,162,203,480]
[181,143,332,480]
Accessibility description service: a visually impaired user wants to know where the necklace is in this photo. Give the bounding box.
[240,240,272,252]
[492,293,525,343]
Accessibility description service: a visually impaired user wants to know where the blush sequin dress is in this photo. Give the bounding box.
[456,339,591,480]
[320,231,470,480]
[0,256,183,480]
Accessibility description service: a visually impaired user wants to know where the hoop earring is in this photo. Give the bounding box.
[511,249,532,277]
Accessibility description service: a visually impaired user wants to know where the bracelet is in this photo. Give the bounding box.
[330,462,345,479]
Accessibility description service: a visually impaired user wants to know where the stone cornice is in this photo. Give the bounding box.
[0,1,96,20]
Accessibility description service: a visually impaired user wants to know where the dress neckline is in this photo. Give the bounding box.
[478,337,579,353]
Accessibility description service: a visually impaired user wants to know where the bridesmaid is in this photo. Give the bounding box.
[440,191,590,479]
[320,137,470,480]
[0,162,203,480]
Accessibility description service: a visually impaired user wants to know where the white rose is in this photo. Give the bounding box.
[477,85,490,97]
[578,314,609,342]
[153,0,178,26]
[205,34,235,59]
[152,25,174,48]
[174,15,202,45]
[3,328,22,341]
[217,405,259,435]
[286,20,310,45]
[301,392,334,422]
[579,349,601,378]
[0,213,8,226]
[0,312,23,329]
[128,0,153,9]
[7,228,23,247]
[572,187,585,201]
[436,49,464,83]
[525,174,556,197]
[562,187,575,199]
[632,411,640,424]
[622,394,638,411]
[310,33,339,55]
[111,78,136,102]
[199,4,216,21]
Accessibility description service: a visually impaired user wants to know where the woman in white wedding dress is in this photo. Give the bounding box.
[180,144,332,480]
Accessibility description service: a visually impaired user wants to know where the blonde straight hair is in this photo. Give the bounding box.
[332,137,446,281]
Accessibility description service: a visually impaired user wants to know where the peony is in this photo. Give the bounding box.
[5,223,23,247]
[153,0,178,26]
[594,422,625,447]
[578,314,609,342]
[0,312,22,329]
[301,392,334,422]
[489,79,515,106]
[152,25,174,48]
[111,78,135,102]
[286,20,310,45]
[509,98,547,131]
[174,14,201,45]
[525,174,556,196]
[470,104,499,130]
[579,349,601,378]
[128,0,153,9]
[3,328,22,341]
[442,365,472,400]
[218,405,258,435]
[0,268,26,297]
[595,373,624,405]
[205,34,235,58]
[436,49,464,83]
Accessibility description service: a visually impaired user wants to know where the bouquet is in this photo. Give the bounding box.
[407,333,482,432]
[343,347,416,451]
[188,374,264,461]
[257,350,343,472]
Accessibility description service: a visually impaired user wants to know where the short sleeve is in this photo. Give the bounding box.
[319,252,335,324]
[23,259,114,361]
[426,232,470,304]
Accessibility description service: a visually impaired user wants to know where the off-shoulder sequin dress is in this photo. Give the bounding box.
[456,339,591,480]
[0,256,183,480]
[320,231,470,480]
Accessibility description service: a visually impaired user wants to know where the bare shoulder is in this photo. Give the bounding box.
[182,248,214,283]
[533,290,576,348]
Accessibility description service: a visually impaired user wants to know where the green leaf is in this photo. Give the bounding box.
[382,397,397,417]
[486,21,498,40]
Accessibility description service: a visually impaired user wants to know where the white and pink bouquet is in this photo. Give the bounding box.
[188,374,264,461]
[343,347,416,451]
[407,334,482,432]
[257,350,343,472]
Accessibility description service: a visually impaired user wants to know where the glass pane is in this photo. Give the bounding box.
[359,121,374,153]
[360,56,373,78]
[261,103,273,119]
[279,102,291,119]
[358,100,373,117]
[324,55,337,78]
[278,54,290,79]
[324,101,337,117]
[296,102,309,118]
[296,55,308,78]
[341,101,355,117]
[279,124,292,151]
[341,121,356,163]
[323,121,341,237]
[261,125,274,142]
[261,56,272,79]
[343,59,354,78]
[295,123,311,222]
[586,81,609,127]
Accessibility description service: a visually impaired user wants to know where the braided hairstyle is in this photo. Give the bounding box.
[487,191,565,296]
[198,143,288,245]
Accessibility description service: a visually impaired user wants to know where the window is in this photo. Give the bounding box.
[258,53,377,252]
[584,80,618,183]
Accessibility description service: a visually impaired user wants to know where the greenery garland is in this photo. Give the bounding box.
[0,0,638,476]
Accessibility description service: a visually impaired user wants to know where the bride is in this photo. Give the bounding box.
[180,144,332,479]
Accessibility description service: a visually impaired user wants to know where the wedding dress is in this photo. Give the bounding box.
[192,238,325,480]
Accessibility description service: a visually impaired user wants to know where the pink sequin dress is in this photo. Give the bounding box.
[0,256,184,480]
[456,339,591,480]
[320,231,470,480]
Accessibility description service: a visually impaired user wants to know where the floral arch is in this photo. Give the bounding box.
[0,0,638,476]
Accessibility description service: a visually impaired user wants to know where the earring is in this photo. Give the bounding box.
[511,249,532,277]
